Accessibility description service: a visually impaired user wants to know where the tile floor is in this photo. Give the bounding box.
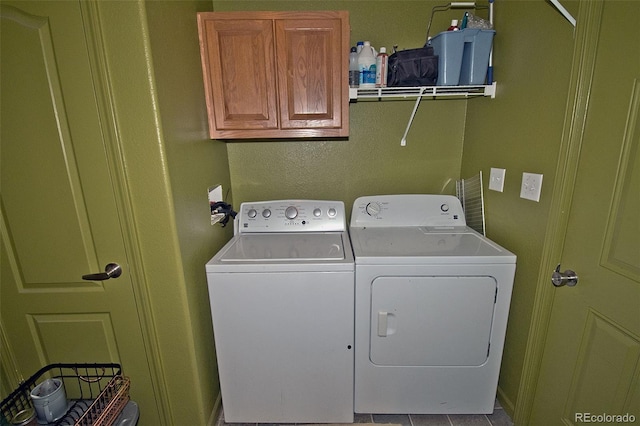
[216,401,514,426]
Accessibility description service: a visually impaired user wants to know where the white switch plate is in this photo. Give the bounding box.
[489,168,506,192]
[208,184,224,225]
[208,184,223,204]
[520,172,543,202]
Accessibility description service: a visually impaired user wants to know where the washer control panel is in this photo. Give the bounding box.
[238,200,345,233]
[351,194,466,228]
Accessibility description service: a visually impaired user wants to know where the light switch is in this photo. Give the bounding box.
[489,168,506,192]
[520,173,543,202]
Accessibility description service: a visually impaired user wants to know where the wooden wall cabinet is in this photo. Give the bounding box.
[197,11,350,139]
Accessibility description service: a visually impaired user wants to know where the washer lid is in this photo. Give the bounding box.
[350,226,516,264]
[217,233,346,262]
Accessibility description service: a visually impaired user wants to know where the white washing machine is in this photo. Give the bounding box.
[205,200,354,424]
[350,194,516,414]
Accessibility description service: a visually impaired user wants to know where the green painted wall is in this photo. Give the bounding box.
[213,0,579,416]
[214,1,469,207]
[462,0,577,413]
[104,0,581,421]
[96,1,232,423]
[1,0,582,423]
[144,0,233,423]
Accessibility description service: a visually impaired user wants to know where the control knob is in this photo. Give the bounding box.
[285,206,298,220]
[365,202,381,216]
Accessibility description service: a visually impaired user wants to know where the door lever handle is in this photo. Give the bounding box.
[551,264,578,287]
[82,263,122,281]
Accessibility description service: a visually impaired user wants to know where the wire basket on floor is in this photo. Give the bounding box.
[1,363,130,426]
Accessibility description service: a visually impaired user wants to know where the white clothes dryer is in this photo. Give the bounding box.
[350,194,516,414]
[206,200,354,424]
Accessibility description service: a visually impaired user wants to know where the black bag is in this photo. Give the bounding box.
[387,46,438,87]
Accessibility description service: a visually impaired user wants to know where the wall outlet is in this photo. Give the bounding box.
[209,185,224,225]
[489,168,506,192]
[520,172,543,202]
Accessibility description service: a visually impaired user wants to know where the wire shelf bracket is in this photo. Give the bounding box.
[549,0,576,27]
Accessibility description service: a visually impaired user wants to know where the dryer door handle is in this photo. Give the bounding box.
[377,312,396,337]
[377,312,388,337]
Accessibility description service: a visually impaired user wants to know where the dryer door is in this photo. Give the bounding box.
[370,276,496,366]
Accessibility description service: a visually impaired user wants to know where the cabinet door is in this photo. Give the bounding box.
[197,11,349,139]
[275,14,349,137]
[198,17,278,137]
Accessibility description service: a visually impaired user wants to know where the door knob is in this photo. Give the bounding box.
[82,263,122,281]
[551,264,578,287]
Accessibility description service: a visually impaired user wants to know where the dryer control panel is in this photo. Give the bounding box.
[238,200,346,233]
[351,194,466,228]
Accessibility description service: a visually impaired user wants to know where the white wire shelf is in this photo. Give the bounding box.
[349,82,496,101]
[349,82,496,146]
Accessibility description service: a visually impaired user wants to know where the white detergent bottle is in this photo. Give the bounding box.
[358,41,376,88]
